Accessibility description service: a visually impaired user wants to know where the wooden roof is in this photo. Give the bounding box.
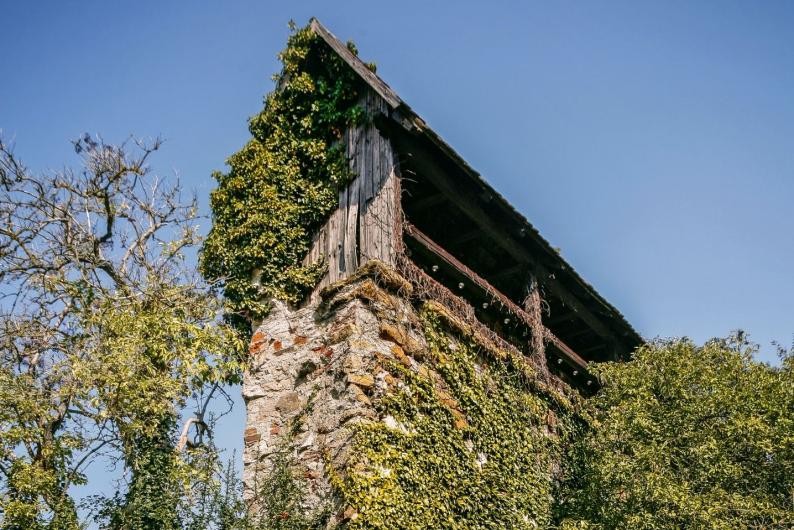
[308,18,643,353]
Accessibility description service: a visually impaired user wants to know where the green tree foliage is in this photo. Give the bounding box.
[0,135,244,528]
[200,22,364,327]
[178,448,247,530]
[557,336,794,529]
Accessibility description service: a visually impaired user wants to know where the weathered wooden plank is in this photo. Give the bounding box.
[334,184,345,275]
[354,127,365,260]
[369,127,381,262]
[343,174,360,274]
[380,175,388,259]
[380,138,394,264]
[355,112,400,268]
[324,172,337,283]
[301,87,400,303]
[362,94,377,203]
[316,225,328,293]
[361,121,372,261]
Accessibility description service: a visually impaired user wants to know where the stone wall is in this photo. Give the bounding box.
[242,261,576,527]
[243,262,422,517]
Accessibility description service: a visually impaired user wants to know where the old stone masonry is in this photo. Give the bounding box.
[243,263,425,516]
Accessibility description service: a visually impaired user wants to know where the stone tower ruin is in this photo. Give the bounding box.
[242,19,642,528]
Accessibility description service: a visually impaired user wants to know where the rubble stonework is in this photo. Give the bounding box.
[243,261,577,527]
[242,262,423,510]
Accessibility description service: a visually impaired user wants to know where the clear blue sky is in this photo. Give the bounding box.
[2,0,793,508]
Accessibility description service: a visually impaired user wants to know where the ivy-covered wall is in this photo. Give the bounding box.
[331,290,581,529]
[243,262,582,529]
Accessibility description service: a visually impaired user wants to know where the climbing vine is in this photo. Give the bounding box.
[249,449,330,530]
[248,389,331,530]
[332,304,582,529]
[201,22,365,328]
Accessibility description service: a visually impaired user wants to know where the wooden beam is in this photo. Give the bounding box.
[546,335,588,371]
[404,222,588,371]
[398,134,615,341]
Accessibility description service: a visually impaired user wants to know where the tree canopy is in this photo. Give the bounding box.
[0,135,244,529]
[557,335,794,529]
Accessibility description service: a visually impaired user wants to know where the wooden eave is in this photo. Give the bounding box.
[308,18,644,356]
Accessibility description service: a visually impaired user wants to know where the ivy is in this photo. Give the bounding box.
[248,389,331,530]
[248,449,330,530]
[201,22,365,329]
[332,306,581,529]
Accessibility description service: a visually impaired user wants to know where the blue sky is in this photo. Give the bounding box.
[2,0,793,509]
